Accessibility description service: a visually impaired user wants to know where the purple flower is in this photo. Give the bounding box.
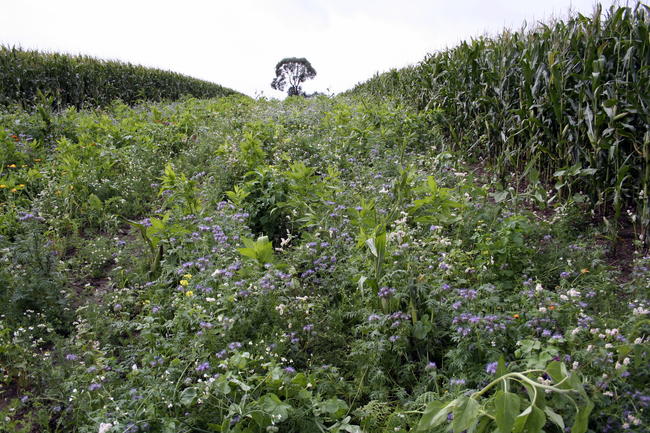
[426,362,437,370]
[485,362,498,374]
[450,378,466,386]
[196,362,210,372]
[389,335,400,342]
[88,383,102,391]
[283,366,296,374]
[560,271,571,279]
[378,287,396,299]
[65,354,78,361]
[228,342,242,351]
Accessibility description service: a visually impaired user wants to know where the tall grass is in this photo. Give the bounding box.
[350,3,650,243]
[0,46,240,108]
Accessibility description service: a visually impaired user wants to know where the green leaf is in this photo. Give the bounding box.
[493,191,509,203]
[179,387,197,406]
[496,356,508,378]
[413,321,431,339]
[544,406,565,430]
[547,361,570,389]
[237,247,257,260]
[260,393,291,422]
[320,398,348,417]
[512,405,545,433]
[495,390,520,433]
[571,399,594,433]
[365,237,378,257]
[452,397,480,433]
[417,400,456,432]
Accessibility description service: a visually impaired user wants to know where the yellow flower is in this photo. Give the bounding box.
[7,164,16,168]
[180,279,189,286]
[0,184,6,189]
[580,268,589,274]
[185,290,194,297]
[183,274,192,280]
[10,188,17,193]
[18,184,25,188]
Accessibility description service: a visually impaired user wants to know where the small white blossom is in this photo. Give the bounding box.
[98,423,113,433]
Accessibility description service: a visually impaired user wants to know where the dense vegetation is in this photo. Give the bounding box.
[1,3,649,433]
[349,3,650,246]
[1,93,647,432]
[0,46,240,108]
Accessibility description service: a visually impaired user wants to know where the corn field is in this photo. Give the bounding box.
[0,46,239,108]
[351,3,650,243]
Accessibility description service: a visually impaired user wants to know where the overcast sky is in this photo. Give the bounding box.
[1,0,620,98]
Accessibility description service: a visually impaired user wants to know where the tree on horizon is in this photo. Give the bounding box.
[270,57,316,96]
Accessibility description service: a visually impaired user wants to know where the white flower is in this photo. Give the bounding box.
[98,422,113,433]
[567,289,581,297]
[634,337,644,345]
[572,361,579,370]
[205,297,216,302]
[539,307,547,313]
[560,295,569,301]
[623,357,630,366]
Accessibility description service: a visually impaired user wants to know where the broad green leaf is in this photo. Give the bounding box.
[260,393,291,422]
[452,397,480,433]
[544,406,565,430]
[179,386,197,406]
[413,321,431,339]
[547,361,570,389]
[417,400,456,432]
[512,405,545,433]
[237,247,258,260]
[495,390,520,433]
[320,398,348,417]
[571,399,594,433]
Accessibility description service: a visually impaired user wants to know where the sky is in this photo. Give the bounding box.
[1,0,621,98]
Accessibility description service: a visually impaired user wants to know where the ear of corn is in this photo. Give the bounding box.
[0,46,240,109]
[349,3,650,242]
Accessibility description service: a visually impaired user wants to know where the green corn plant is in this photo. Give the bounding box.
[348,2,650,245]
[0,45,240,109]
